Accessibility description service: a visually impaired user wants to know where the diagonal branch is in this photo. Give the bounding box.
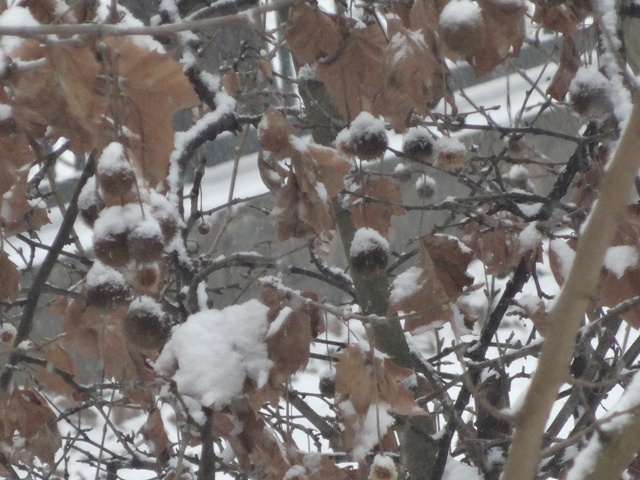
[502,96,640,480]
[0,152,96,392]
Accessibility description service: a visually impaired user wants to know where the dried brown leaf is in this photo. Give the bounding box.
[0,251,20,302]
[316,23,387,121]
[37,344,78,398]
[1,168,49,236]
[140,408,170,463]
[599,209,640,327]
[374,20,448,131]
[102,38,200,187]
[464,223,522,276]
[10,42,101,154]
[267,308,312,382]
[420,235,475,298]
[547,36,582,101]
[348,177,406,236]
[477,0,526,58]
[334,346,376,416]
[3,387,61,466]
[534,4,579,36]
[286,4,341,66]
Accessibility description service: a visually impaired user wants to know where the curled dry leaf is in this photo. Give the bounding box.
[0,251,20,302]
[315,23,387,122]
[258,108,351,240]
[140,408,170,463]
[10,41,102,154]
[37,344,79,399]
[1,168,49,237]
[217,400,290,477]
[286,3,341,66]
[477,0,526,58]
[375,20,449,131]
[335,345,425,417]
[549,211,640,328]
[547,36,582,101]
[389,234,474,332]
[533,4,579,36]
[266,307,313,383]
[0,386,61,466]
[599,208,640,327]
[464,221,523,277]
[348,177,406,237]
[101,38,200,188]
[334,345,424,457]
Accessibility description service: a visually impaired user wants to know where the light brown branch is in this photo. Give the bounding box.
[0,0,298,38]
[502,96,640,479]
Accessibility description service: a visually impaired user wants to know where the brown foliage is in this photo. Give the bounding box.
[258,108,351,240]
[0,386,61,466]
[348,177,406,237]
[389,235,474,332]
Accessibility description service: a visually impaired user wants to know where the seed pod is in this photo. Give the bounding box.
[439,0,486,60]
[348,112,388,160]
[197,221,211,236]
[93,206,131,267]
[123,296,169,350]
[86,263,130,309]
[127,218,165,263]
[434,137,467,171]
[403,126,433,162]
[96,142,136,197]
[78,178,105,228]
[415,174,436,199]
[349,228,390,275]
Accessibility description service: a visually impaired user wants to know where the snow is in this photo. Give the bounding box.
[439,0,483,29]
[569,66,609,96]
[604,245,638,279]
[77,177,101,211]
[0,103,11,121]
[85,262,127,289]
[435,136,466,155]
[550,239,576,282]
[350,227,390,257]
[370,454,398,480]
[0,7,39,54]
[96,142,133,175]
[267,306,292,337]
[348,112,387,145]
[517,202,543,217]
[518,222,541,253]
[346,402,395,460]
[415,174,436,196]
[93,203,153,241]
[154,300,272,408]
[390,266,423,304]
[130,295,164,318]
[95,1,165,52]
[169,92,237,204]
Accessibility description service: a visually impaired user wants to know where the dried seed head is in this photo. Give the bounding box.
[127,218,165,263]
[439,0,486,59]
[403,126,433,162]
[86,263,130,309]
[350,228,390,275]
[415,174,436,199]
[123,296,169,350]
[96,142,137,197]
[434,137,467,171]
[348,112,388,160]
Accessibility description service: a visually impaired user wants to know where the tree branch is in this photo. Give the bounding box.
[502,96,640,480]
[0,153,96,392]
